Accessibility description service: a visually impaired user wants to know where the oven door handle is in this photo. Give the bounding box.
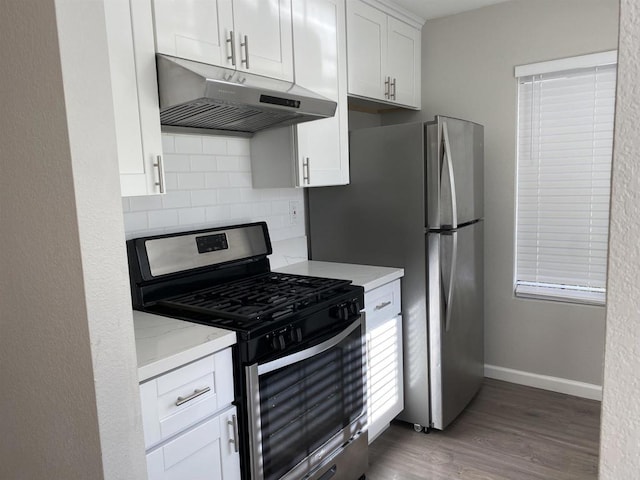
[258,318,362,375]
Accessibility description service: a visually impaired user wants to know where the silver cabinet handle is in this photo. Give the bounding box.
[226,30,236,66]
[302,157,311,185]
[240,35,249,69]
[153,155,166,194]
[228,414,239,453]
[175,386,211,406]
[384,76,390,98]
[390,77,397,100]
[374,301,392,311]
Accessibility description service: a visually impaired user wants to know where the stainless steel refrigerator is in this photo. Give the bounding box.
[307,116,484,431]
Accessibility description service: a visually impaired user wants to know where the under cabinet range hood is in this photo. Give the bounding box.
[156,54,337,136]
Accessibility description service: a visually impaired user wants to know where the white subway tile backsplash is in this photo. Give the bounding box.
[179,207,206,225]
[271,200,289,215]
[202,136,228,155]
[129,194,163,212]
[228,172,252,188]
[123,211,149,232]
[164,173,178,191]
[177,172,206,190]
[190,155,218,172]
[205,172,230,188]
[148,209,179,229]
[122,134,306,257]
[218,188,243,204]
[206,205,232,223]
[163,154,191,172]
[161,134,175,153]
[217,156,245,172]
[174,135,203,154]
[161,191,191,209]
[191,189,218,206]
[227,137,251,156]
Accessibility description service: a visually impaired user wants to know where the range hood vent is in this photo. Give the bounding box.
[156,54,337,136]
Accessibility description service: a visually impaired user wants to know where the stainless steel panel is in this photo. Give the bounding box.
[156,54,337,135]
[300,431,368,480]
[426,116,484,229]
[145,223,269,277]
[428,221,484,430]
[308,122,430,428]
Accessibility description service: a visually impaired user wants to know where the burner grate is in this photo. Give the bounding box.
[156,272,351,325]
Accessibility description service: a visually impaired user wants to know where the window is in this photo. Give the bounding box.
[514,51,617,305]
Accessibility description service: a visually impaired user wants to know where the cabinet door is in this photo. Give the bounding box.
[105,0,164,196]
[346,0,387,101]
[387,16,421,108]
[152,0,234,68]
[293,0,348,186]
[365,280,404,443]
[232,0,293,81]
[146,406,241,480]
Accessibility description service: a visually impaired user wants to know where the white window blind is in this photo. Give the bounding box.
[515,54,616,305]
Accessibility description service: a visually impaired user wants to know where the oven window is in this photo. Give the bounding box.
[259,326,364,480]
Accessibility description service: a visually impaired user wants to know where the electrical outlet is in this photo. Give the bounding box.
[289,200,300,225]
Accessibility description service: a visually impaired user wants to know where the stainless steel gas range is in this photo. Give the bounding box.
[127,222,368,480]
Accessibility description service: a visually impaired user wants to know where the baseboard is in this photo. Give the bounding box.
[484,364,602,401]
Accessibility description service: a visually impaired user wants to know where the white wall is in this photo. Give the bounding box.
[384,0,619,393]
[599,0,640,476]
[123,133,308,268]
[0,0,146,478]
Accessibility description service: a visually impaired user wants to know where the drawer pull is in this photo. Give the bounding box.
[374,301,392,311]
[175,386,211,407]
[228,414,239,453]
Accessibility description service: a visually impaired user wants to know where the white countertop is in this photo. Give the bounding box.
[133,311,236,382]
[274,261,404,292]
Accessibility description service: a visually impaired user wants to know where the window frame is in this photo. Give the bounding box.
[513,50,617,306]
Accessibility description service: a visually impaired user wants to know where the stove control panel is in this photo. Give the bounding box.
[267,325,304,352]
[330,299,361,322]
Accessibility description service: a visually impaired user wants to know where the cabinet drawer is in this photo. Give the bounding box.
[140,348,234,449]
[146,405,240,480]
[364,279,401,327]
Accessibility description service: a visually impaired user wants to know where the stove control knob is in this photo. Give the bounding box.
[271,334,287,351]
[290,327,303,343]
[349,300,361,316]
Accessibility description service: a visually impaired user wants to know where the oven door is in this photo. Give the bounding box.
[246,318,366,480]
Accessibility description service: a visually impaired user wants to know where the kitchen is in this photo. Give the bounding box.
[1,0,637,479]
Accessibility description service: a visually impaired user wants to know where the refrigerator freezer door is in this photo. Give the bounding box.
[428,221,484,430]
[426,116,484,229]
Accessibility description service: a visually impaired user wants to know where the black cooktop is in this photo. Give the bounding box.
[154,272,353,330]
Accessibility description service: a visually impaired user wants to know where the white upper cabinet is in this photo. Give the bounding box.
[152,0,294,81]
[250,0,349,187]
[105,0,165,197]
[346,0,423,109]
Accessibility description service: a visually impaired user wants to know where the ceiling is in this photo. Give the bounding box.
[391,0,512,21]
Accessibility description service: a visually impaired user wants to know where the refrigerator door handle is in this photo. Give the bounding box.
[444,231,458,332]
[442,121,458,229]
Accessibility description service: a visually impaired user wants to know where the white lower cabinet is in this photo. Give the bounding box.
[139,348,240,479]
[146,406,240,480]
[365,278,404,442]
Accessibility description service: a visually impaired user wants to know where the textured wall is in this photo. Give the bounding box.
[0,1,147,478]
[384,0,619,389]
[600,0,640,477]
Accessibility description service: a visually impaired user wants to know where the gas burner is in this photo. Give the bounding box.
[156,272,352,327]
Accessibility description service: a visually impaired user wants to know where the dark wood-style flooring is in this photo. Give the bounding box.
[366,379,600,480]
